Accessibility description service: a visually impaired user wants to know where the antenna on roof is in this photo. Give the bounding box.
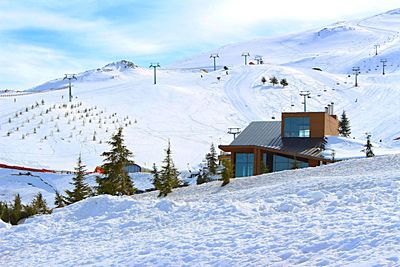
[299,91,311,112]
[210,54,219,71]
[63,74,77,102]
[228,127,241,140]
[241,52,250,65]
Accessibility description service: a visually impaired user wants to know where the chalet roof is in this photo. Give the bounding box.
[228,121,327,159]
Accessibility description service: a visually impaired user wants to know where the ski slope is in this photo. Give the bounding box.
[0,155,399,266]
[1,9,400,172]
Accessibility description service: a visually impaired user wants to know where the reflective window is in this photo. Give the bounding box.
[284,117,310,137]
[273,155,308,172]
[235,153,254,177]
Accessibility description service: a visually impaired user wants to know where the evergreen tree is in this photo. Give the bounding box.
[270,76,279,86]
[158,141,180,197]
[260,161,269,174]
[96,127,136,196]
[339,111,351,137]
[31,192,50,214]
[206,143,218,175]
[261,76,267,85]
[152,163,162,191]
[364,134,375,157]
[196,170,210,185]
[0,202,10,224]
[280,78,288,87]
[54,191,66,208]
[221,159,233,187]
[11,194,23,225]
[65,155,92,204]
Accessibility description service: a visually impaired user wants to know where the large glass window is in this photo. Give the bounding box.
[284,117,310,137]
[235,153,254,177]
[273,155,308,172]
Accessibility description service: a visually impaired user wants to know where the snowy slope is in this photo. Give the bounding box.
[2,9,400,172]
[1,155,399,266]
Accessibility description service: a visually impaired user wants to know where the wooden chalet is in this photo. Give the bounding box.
[219,110,339,177]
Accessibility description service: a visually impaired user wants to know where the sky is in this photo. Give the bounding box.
[1,0,400,90]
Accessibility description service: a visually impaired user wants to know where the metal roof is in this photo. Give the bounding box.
[228,121,327,159]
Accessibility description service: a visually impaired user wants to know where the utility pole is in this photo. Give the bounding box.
[299,91,311,112]
[149,63,160,84]
[374,44,380,56]
[380,59,387,75]
[210,53,219,71]
[63,74,77,102]
[352,67,360,87]
[228,127,241,140]
[241,52,250,65]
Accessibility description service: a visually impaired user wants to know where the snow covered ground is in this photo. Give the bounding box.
[0,154,399,266]
[0,168,155,206]
[2,9,400,172]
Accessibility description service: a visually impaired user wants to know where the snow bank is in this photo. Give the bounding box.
[1,155,399,266]
[0,220,11,230]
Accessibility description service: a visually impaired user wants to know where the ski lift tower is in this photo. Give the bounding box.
[228,127,241,140]
[352,67,360,87]
[241,52,250,65]
[210,53,219,71]
[299,90,311,112]
[63,74,77,102]
[254,55,263,64]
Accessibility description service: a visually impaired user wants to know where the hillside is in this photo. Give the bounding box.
[0,155,399,266]
[1,9,400,173]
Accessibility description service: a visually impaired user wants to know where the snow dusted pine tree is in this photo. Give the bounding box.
[65,155,92,204]
[152,163,162,191]
[339,111,351,137]
[270,76,279,86]
[364,134,375,157]
[96,127,136,196]
[158,141,180,197]
[30,192,50,215]
[206,143,218,175]
[54,191,66,208]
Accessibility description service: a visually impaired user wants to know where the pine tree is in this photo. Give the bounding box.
[31,192,50,214]
[96,127,136,196]
[270,76,279,86]
[364,134,375,157]
[260,161,269,174]
[54,191,66,208]
[280,78,288,87]
[11,194,23,225]
[339,111,351,137]
[158,141,180,197]
[65,155,92,204]
[221,159,233,187]
[0,202,10,224]
[206,143,218,175]
[261,76,267,85]
[152,163,162,191]
[196,170,210,185]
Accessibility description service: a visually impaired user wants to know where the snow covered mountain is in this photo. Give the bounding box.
[1,9,400,173]
[1,154,399,266]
